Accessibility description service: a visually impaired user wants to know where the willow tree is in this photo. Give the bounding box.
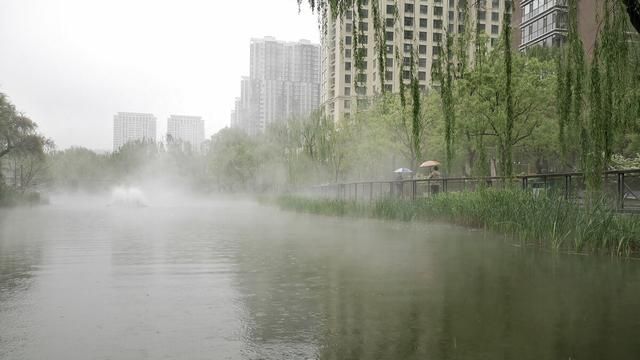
[557,0,640,193]
[432,32,456,174]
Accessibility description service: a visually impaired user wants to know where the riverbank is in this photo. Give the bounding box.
[275,189,640,256]
[0,187,47,207]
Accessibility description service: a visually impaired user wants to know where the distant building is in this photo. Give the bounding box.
[513,0,612,53]
[167,115,205,151]
[320,0,510,123]
[113,112,157,151]
[231,37,321,135]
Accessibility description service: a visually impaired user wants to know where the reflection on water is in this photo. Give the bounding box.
[1,196,639,359]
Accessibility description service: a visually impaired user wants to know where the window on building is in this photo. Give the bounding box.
[433,19,443,29]
[405,17,414,26]
[346,23,352,32]
[386,4,395,14]
[345,62,351,71]
[359,21,369,31]
[420,18,428,27]
[405,3,414,13]
[491,24,499,34]
[345,49,351,58]
[386,32,394,41]
[492,12,499,21]
[492,0,499,7]
[448,24,454,32]
[449,11,454,21]
[419,31,427,41]
[346,10,352,19]
[386,57,393,67]
[433,33,442,42]
[386,45,393,53]
[357,73,367,82]
[403,57,411,66]
[419,44,427,54]
[345,36,352,45]
[384,84,393,92]
[344,100,351,109]
[478,11,486,20]
[385,71,393,80]
[458,24,465,32]
[403,70,411,79]
[449,0,455,7]
[404,30,413,40]
[386,18,395,27]
[359,9,368,18]
[434,6,443,16]
[420,5,428,14]
[477,23,486,32]
[419,71,426,80]
[433,46,441,55]
[419,58,427,67]
[344,87,351,96]
[404,43,413,52]
[491,37,498,46]
[359,35,368,44]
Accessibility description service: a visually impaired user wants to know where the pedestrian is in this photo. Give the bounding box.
[427,165,441,195]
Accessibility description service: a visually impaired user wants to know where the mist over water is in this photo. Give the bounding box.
[1,195,640,359]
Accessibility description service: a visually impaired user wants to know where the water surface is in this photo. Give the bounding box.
[1,196,639,359]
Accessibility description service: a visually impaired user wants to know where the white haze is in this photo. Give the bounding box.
[0,0,319,151]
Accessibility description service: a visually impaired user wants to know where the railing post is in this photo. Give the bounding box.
[564,175,570,201]
[369,182,373,202]
[618,172,625,210]
[354,183,358,202]
[442,178,447,193]
[412,180,416,200]
[522,176,528,190]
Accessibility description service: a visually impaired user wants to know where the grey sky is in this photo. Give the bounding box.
[0,0,319,151]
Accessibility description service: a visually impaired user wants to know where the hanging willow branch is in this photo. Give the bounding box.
[501,0,515,178]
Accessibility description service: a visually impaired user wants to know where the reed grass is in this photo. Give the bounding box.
[275,189,640,256]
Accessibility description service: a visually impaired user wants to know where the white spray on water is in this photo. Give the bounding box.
[109,186,147,207]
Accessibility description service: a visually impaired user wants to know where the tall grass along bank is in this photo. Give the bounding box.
[275,190,640,256]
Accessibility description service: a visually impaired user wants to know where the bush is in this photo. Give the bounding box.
[276,189,640,256]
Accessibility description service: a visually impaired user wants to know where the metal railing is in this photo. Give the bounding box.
[309,169,640,212]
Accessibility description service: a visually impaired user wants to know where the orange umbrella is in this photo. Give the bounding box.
[419,160,440,168]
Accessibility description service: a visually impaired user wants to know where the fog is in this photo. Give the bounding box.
[0,0,319,150]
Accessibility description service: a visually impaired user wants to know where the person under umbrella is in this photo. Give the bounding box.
[427,165,441,195]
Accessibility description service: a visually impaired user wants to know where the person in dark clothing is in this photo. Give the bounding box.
[427,166,441,195]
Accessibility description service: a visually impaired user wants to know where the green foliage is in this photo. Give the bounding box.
[208,128,260,191]
[0,93,48,160]
[48,147,111,190]
[456,49,557,176]
[277,190,640,256]
[557,0,640,194]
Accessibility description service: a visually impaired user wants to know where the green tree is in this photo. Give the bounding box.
[0,93,47,161]
[457,50,556,177]
[207,128,259,191]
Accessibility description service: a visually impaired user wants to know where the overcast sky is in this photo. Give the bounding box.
[0,0,319,151]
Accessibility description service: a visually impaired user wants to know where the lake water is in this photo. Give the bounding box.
[1,195,639,359]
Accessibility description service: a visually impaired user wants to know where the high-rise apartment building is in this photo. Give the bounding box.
[321,0,510,123]
[231,37,321,135]
[113,112,157,151]
[167,115,205,151]
[514,0,599,52]
[516,0,569,50]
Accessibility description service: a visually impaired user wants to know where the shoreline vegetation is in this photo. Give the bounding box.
[274,189,640,257]
[0,186,48,207]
